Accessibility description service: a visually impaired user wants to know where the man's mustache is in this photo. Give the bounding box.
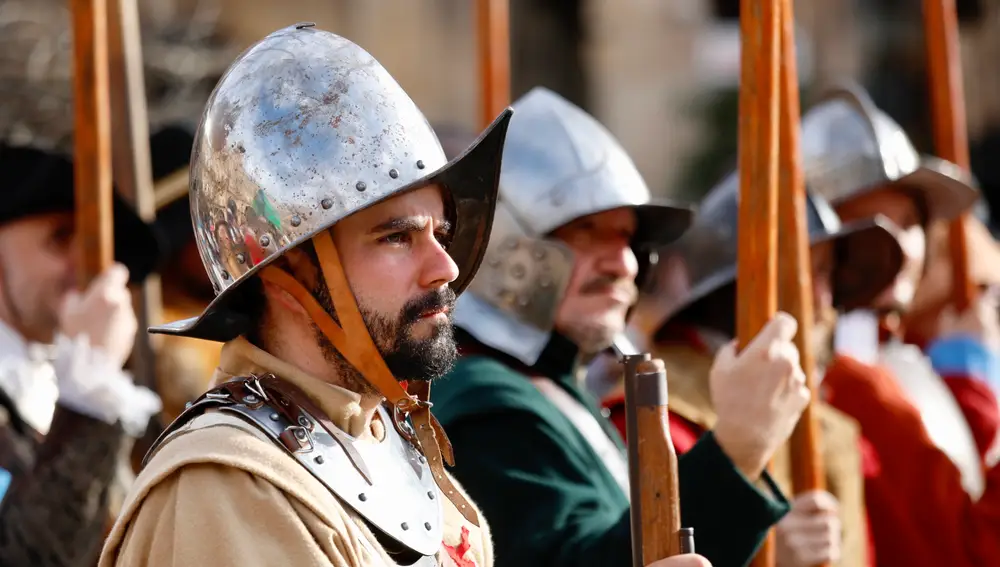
[579,275,638,304]
[401,287,457,326]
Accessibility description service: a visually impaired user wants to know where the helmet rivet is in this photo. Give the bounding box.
[221,271,231,281]
[290,215,302,227]
[416,160,425,170]
[511,264,526,279]
[236,253,247,265]
[388,168,399,179]
[321,198,333,210]
[356,181,367,192]
[260,235,271,247]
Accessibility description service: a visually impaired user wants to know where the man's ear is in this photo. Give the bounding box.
[261,245,320,315]
[261,277,309,315]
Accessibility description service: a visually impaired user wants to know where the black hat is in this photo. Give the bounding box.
[0,144,162,283]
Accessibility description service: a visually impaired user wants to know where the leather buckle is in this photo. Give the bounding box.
[392,397,432,443]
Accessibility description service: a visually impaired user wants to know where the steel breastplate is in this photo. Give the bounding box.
[147,375,444,558]
[880,342,985,500]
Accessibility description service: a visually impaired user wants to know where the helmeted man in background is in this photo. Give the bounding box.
[431,87,809,567]
[0,142,163,566]
[613,170,907,567]
[97,25,710,567]
[780,84,1000,567]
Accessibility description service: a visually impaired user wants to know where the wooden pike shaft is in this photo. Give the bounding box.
[71,0,114,287]
[777,4,829,567]
[107,0,161,391]
[923,0,975,311]
[477,0,511,129]
[739,0,781,565]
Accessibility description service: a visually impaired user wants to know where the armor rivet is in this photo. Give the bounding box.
[427,491,435,500]
[389,168,399,179]
[416,160,425,169]
[298,416,311,428]
[601,407,611,418]
[418,455,426,464]
[424,522,432,531]
[533,248,546,260]
[518,297,529,308]
[185,402,193,409]
[321,198,333,210]
[511,264,526,279]
[359,493,368,502]
[356,181,367,192]
[221,271,231,281]
[488,258,501,268]
[314,455,325,464]
[294,428,307,440]
[401,522,409,531]
[540,278,553,288]
[236,253,247,264]
[244,395,259,404]
[269,412,280,421]
[260,235,271,247]
[290,215,302,227]
[505,239,518,250]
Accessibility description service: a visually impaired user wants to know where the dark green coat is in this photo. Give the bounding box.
[432,331,789,567]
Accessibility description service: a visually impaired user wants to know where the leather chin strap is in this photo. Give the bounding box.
[258,230,478,526]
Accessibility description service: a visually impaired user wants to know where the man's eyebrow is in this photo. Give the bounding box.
[368,217,453,234]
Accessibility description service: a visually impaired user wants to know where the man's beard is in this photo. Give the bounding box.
[310,282,458,396]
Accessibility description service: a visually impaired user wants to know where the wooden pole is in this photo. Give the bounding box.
[923,0,976,311]
[738,0,781,565]
[476,0,510,129]
[107,0,161,391]
[777,3,829,566]
[71,0,114,287]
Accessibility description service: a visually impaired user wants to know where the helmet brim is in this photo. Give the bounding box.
[149,109,514,341]
[657,215,904,337]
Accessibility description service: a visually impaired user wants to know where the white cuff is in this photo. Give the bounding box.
[833,310,881,367]
[51,334,162,437]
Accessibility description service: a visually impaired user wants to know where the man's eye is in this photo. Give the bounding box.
[435,231,452,249]
[381,232,408,244]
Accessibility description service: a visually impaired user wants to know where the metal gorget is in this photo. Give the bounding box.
[146,374,445,557]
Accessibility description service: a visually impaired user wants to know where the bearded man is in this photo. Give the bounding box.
[99,25,710,567]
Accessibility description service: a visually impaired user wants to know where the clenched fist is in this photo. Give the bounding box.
[646,555,711,567]
[709,312,809,479]
[58,264,138,368]
[776,491,842,567]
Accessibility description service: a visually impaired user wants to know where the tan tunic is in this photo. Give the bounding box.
[100,338,493,567]
[655,343,869,567]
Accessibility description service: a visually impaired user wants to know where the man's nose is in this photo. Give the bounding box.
[598,242,639,281]
[420,239,460,288]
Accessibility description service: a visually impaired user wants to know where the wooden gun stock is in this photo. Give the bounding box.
[619,348,690,566]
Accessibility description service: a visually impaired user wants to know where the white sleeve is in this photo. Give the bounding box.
[51,333,162,436]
